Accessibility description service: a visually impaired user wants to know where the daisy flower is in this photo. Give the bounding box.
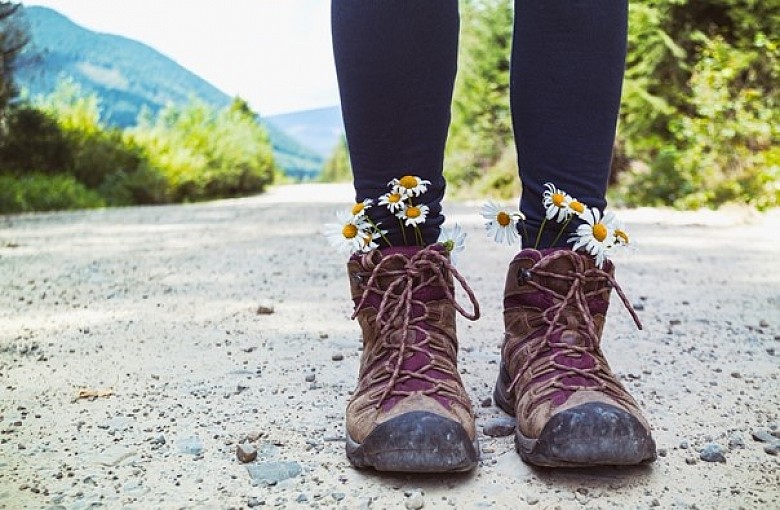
[543,183,573,222]
[323,211,371,255]
[566,198,587,218]
[568,207,616,268]
[396,204,429,227]
[378,191,406,213]
[351,199,373,219]
[437,223,466,264]
[389,175,431,198]
[359,228,384,253]
[481,200,524,246]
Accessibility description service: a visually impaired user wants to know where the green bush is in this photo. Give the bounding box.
[0,106,73,174]
[319,135,352,182]
[0,173,105,213]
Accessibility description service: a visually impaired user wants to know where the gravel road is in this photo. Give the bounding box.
[1,184,778,509]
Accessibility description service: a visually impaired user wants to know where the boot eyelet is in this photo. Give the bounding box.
[517,269,532,285]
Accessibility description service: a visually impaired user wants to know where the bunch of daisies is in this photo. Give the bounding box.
[325,175,467,260]
[481,182,632,268]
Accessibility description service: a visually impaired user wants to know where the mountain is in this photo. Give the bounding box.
[267,106,344,158]
[15,6,326,179]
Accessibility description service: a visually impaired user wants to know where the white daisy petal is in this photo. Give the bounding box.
[482,201,522,247]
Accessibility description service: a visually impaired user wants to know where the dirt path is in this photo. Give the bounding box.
[1,184,778,509]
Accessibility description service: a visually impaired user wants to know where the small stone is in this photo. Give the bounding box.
[658,448,668,457]
[296,493,308,503]
[759,320,769,328]
[177,436,204,456]
[699,443,726,463]
[525,494,540,505]
[651,498,661,507]
[405,492,425,510]
[730,371,741,379]
[246,461,302,485]
[679,440,689,449]
[751,430,776,443]
[480,397,492,408]
[728,433,745,449]
[332,492,346,502]
[247,497,264,508]
[305,373,316,383]
[483,416,515,437]
[765,445,780,456]
[331,353,344,361]
[256,303,275,315]
[237,442,258,463]
[685,457,697,465]
[633,302,645,311]
[767,347,776,356]
[151,434,166,445]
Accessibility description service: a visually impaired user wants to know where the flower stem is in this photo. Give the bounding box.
[534,217,547,250]
[414,226,423,246]
[399,219,408,245]
[550,216,573,248]
[367,218,391,247]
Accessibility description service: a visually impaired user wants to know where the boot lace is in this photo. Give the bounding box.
[507,251,643,407]
[352,246,480,409]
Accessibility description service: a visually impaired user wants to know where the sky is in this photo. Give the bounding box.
[24,0,340,116]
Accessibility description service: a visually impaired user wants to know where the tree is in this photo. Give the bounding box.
[319,135,352,182]
[0,2,29,124]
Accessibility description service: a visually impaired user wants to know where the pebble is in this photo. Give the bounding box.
[730,371,742,379]
[751,430,777,443]
[658,448,668,457]
[247,497,264,508]
[405,492,425,510]
[728,433,745,449]
[296,493,308,503]
[331,353,344,361]
[246,461,302,485]
[633,302,645,311]
[483,416,515,437]
[256,303,275,315]
[759,319,769,328]
[765,445,779,456]
[237,442,258,463]
[699,443,726,463]
[525,494,540,505]
[480,397,492,408]
[332,492,346,502]
[685,457,697,465]
[177,436,204,456]
[305,373,316,383]
[151,433,166,445]
[679,440,689,449]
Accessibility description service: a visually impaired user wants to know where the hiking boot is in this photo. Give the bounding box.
[345,244,480,472]
[494,248,656,467]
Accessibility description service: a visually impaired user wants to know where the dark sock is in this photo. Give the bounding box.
[511,0,628,248]
[331,0,459,245]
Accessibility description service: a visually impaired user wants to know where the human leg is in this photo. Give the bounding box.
[332,0,480,472]
[498,0,656,466]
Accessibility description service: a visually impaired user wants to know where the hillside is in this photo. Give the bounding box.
[15,6,325,179]
[267,106,344,158]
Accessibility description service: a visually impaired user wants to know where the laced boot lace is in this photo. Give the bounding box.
[507,251,642,408]
[352,246,480,409]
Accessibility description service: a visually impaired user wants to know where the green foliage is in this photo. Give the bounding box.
[131,97,276,201]
[445,0,513,187]
[0,1,28,118]
[0,173,104,213]
[0,105,73,173]
[319,135,352,183]
[446,0,780,209]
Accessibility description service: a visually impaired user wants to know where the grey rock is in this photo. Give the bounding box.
[177,436,204,456]
[765,445,779,456]
[685,457,697,465]
[483,416,515,437]
[332,492,346,502]
[296,493,308,503]
[331,353,344,361]
[256,303,275,315]
[480,397,492,408]
[658,448,668,457]
[237,442,258,463]
[305,373,316,383]
[151,434,166,445]
[728,433,745,449]
[679,440,689,449]
[246,461,302,485]
[405,492,425,510]
[751,430,777,443]
[247,497,264,508]
[699,443,726,463]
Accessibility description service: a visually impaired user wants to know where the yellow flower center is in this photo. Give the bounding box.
[342,224,358,239]
[406,206,421,219]
[388,193,401,204]
[593,223,608,242]
[616,229,629,244]
[399,175,418,189]
[569,200,585,214]
[497,211,511,227]
[351,203,365,215]
[552,193,566,207]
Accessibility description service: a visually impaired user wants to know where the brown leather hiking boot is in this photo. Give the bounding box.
[494,248,656,467]
[345,244,480,472]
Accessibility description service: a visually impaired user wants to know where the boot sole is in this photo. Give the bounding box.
[346,411,479,473]
[494,363,657,468]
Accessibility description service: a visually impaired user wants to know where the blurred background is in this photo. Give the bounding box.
[0,0,777,213]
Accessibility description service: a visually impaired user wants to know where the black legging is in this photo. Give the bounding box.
[332,0,628,247]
